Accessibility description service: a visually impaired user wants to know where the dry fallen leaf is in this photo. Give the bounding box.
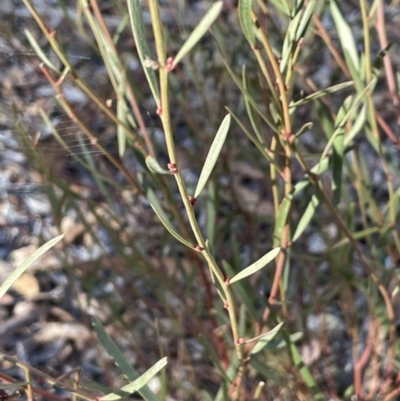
[11,272,40,298]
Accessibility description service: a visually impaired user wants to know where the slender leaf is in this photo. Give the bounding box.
[268,0,291,16]
[91,317,161,401]
[147,188,194,248]
[293,158,329,195]
[222,260,258,318]
[344,103,367,145]
[146,156,174,175]
[194,114,231,199]
[101,358,167,400]
[289,81,353,108]
[289,342,324,400]
[332,98,349,204]
[173,2,223,67]
[273,194,293,246]
[0,234,64,298]
[294,122,313,138]
[372,44,391,80]
[198,334,232,382]
[227,108,281,171]
[260,332,303,350]
[317,80,376,175]
[238,0,255,47]
[127,0,160,103]
[24,29,60,73]
[330,1,359,72]
[243,67,265,144]
[296,0,317,41]
[0,382,30,390]
[292,195,319,242]
[214,37,279,134]
[230,247,281,283]
[280,8,303,73]
[117,72,128,158]
[250,322,285,355]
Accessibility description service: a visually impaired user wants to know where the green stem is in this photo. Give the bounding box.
[148,1,244,394]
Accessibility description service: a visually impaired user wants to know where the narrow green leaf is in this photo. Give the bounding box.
[222,260,258,319]
[173,2,223,67]
[345,51,363,91]
[243,67,265,144]
[372,44,392,80]
[344,103,367,145]
[331,226,380,250]
[289,81,354,108]
[213,37,279,134]
[0,382,30,390]
[250,322,285,355]
[117,72,127,158]
[147,188,194,248]
[332,135,344,205]
[330,1,359,72]
[101,358,167,400]
[250,359,289,389]
[294,122,313,138]
[280,8,303,73]
[369,0,381,17]
[230,247,281,284]
[289,342,324,400]
[296,0,317,41]
[332,97,352,204]
[194,114,231,199]
[292,195,319,242]
[268,0,291,16]
[227,108,281,171]
[0,234,64,298]
[146,156,173,175]
[127,0,160,103]
[317,80,375,175]
[273,194,293,246]
[238,0,255,47]
[91,316,161,401]
[293,158,329,196]
[261,332,303,350]
[24,29,60,73]
[198,334,232,382]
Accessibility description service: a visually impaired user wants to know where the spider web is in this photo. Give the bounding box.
[0,49,124,197]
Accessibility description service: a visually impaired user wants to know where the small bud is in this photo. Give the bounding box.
[193,244,203,252]
[223,301,229,309]
[167,163,178,173]
[280,129,294,143]
[166,57,174,71]
[47,27,56,37]
[188,195,197,206]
